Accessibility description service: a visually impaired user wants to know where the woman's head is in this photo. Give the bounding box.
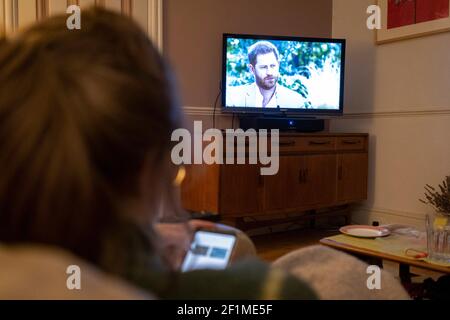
[0,9,182,262]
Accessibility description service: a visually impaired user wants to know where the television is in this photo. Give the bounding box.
[222,33,346,116]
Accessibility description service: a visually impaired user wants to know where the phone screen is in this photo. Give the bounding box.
[181,230,237,272]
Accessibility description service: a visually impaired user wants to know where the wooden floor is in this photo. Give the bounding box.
[252,228,337,262]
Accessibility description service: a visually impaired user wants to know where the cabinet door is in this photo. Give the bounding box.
[264,155,337,211]
[337,153,368,202]
[263,156,307,211]
[219,164,262,215]
[181,164,220,214]
[302,154,337,206]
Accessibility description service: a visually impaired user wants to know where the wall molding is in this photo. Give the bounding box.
[95,0,105,7]
[341,108,450,119]
[148,0,163,51]
[3,0,18,34]
[121,0,132,17]
[0,0,5,36]
[184,106,450,118]
[183,106,237,118]
[351,205,427,229]
[36,0,49,20]
[355,205,426,221]
[183,106,229,116]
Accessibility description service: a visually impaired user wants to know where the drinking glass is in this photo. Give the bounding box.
[426,213,450,264]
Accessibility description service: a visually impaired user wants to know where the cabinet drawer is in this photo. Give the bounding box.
[336,136,367,151]
[277,137,336,153]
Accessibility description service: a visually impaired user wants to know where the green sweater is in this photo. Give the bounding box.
[99,221,317,300]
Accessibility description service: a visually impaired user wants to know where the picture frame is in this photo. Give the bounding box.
[377,0,450,44]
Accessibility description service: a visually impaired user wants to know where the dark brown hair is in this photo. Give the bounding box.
[0,9,182,262]
[248,41,280,66]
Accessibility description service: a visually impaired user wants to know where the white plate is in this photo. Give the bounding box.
[339,225,390,238]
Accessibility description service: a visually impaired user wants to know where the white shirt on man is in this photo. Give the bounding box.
[226,83,307,109]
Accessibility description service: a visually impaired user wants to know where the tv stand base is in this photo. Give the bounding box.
[239,116,325,133]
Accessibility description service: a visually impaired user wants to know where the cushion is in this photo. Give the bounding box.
[0,244,153,300]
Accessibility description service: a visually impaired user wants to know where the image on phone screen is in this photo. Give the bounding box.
[181,230,236,272]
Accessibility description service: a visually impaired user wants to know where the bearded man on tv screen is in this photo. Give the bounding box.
[227,41,307,109]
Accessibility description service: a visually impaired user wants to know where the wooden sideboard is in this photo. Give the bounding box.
[181,133,369,226]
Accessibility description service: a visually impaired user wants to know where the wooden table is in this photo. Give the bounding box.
[320,234,450,283]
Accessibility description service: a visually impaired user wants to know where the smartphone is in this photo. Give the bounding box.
[181,229,237,272]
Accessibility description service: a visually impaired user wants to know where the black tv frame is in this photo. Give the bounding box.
[221,33,346,117]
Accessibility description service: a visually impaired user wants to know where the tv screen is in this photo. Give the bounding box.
[222,34,346,115]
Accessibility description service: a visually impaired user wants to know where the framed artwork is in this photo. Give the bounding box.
[377,0,450,44]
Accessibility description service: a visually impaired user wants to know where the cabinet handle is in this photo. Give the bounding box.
[338,166,343,180]
[342,139,360,145]
[309,140,331,145]
[280,140,296,146]
[258,174,264,187]
[298,169,309,183]
[298,169,304,183]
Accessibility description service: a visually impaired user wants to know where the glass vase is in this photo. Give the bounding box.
[426,212,450,264]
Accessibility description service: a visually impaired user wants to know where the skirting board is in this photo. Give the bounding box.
[351,206,427,230]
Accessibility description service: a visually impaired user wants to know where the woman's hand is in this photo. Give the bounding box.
[154,220,217,270]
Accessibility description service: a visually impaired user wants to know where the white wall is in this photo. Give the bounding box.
[332,0,450,229]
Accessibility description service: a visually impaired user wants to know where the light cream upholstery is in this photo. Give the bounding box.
[214,224,257,262]
[273,245,410,300]
[0,245,153,300]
